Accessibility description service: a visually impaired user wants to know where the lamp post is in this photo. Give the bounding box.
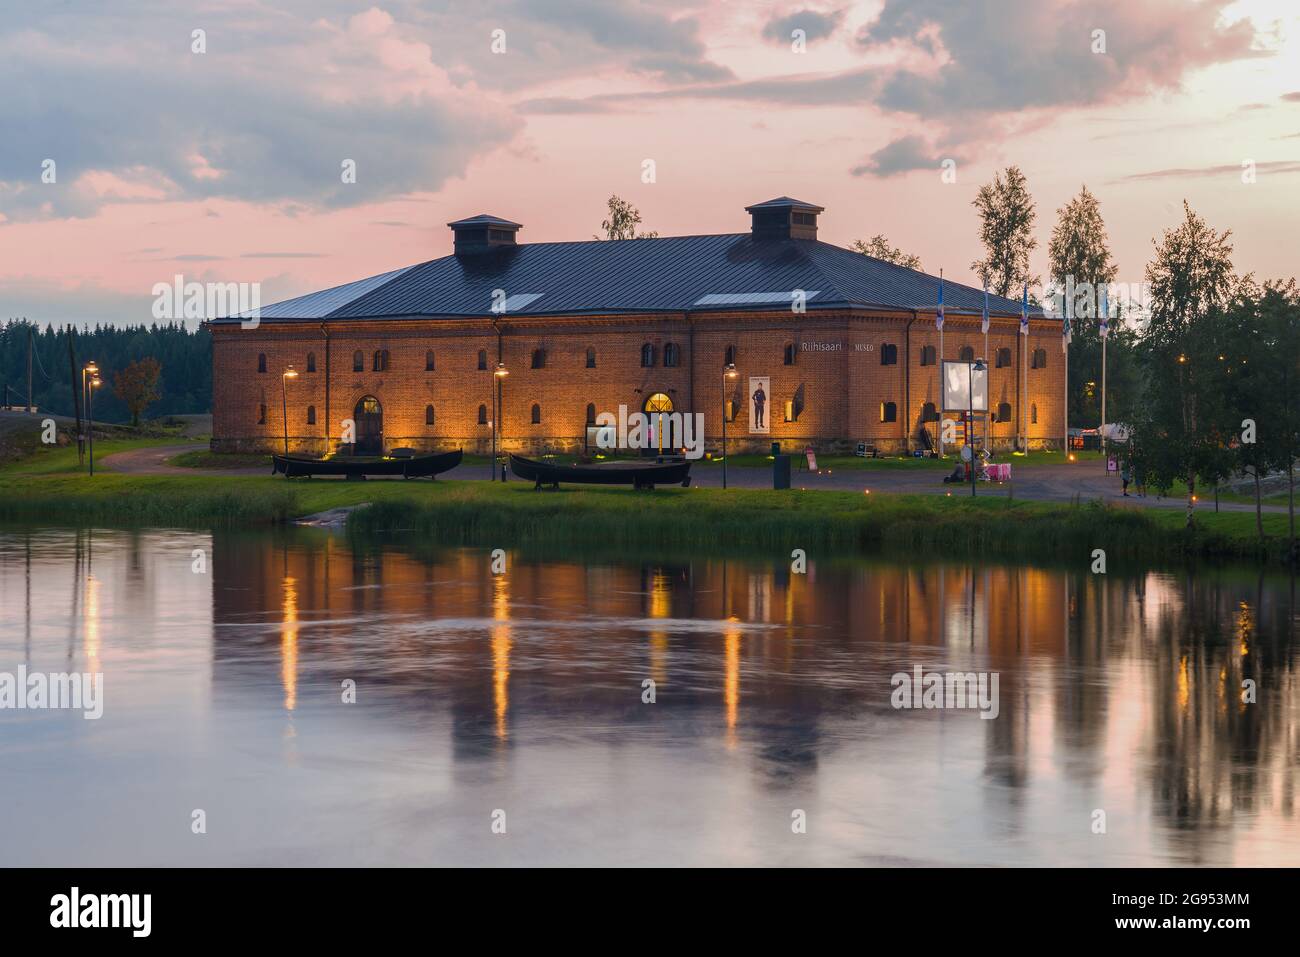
[494,361,509,481]
[87,374,102,475]
[281,366,297,455]
[722,362,737,489]
[81,362,98,473]
[968,358,986,498]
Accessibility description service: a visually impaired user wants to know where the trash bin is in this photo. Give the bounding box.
[773,454,791,490]
[770,441,781,457]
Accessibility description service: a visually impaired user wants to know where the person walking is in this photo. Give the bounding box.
[1120,458,1132,497]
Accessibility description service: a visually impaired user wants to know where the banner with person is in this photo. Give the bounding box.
[748,376,770,434]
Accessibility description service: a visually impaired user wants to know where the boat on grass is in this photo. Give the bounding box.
[272,449,462,479]
[509,453,691,490]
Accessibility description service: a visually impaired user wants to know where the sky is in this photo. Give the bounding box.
[1,0,1297,326]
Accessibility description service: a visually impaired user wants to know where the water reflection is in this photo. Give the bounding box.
[0,526,1298,866]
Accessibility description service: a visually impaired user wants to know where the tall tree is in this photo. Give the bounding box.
[597,195,658,240]
[112,356,163,426]
[970,166,1039,298]
[852,235,922,270]
[1130,202,1238,527]
[1047,185,1122,428]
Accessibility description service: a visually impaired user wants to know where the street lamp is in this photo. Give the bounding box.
[493,361,509,481]
[968,357,986,498]
[722,362,738,489]
[87,375,102,475]
[81,362,99,473]
[281,366,298,455]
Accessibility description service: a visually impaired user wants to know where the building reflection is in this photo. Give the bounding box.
[207,530,1300,860]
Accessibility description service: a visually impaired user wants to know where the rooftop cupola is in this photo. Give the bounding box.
[744,196,823,241]
[448,214,522,256]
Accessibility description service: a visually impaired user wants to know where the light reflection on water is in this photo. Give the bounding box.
[0,526,1298,867]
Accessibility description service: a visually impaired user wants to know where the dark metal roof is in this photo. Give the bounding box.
[744,196,825,213]
[447,214,522,228]
[218,233,1045,324]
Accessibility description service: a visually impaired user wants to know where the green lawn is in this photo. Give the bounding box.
[0,463,1292,563]
[168,450,269,470]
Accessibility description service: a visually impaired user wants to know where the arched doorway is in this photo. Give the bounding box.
[354,395,383,455]
[643,392,674,456]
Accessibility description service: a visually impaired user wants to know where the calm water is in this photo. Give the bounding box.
[1,526,1298,867]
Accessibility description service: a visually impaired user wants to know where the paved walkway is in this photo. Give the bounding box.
[99,443,1287,514]
[100,443,267,476]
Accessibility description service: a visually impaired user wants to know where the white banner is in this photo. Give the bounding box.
[942,360,988,412]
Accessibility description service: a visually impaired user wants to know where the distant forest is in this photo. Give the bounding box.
[0,320,211,423]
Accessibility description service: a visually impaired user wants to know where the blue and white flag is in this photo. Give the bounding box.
[1099,285,1110,340]
[981,281,990,335]
[1063,311,1071,352]
[1020,282,1029,336]
[936,274,945,332]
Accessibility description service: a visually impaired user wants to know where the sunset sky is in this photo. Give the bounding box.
[1,0,1297,326]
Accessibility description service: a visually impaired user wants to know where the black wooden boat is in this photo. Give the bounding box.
[272,448,462,479]
[509,453,691,490]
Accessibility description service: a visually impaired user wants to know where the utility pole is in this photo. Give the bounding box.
[67,327,84,464]
[26,324,34,413]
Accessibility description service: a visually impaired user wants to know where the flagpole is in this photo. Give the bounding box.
[1100,286,1109,457]
[982,282,990,464]
[1064,293,1070,458]
[1020,283,1028,453]
[937,270,945,459]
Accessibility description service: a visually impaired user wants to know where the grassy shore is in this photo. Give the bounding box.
[2,438,1295,561]
[0,442,1293,562]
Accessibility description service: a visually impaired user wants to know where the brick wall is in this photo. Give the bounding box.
[210,309,1066,455]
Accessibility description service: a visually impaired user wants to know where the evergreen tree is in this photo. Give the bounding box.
[0,320,211,424]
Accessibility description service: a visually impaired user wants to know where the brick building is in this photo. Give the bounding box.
[208,197,1063,456]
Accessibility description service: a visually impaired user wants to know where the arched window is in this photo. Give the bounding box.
[880,343,898,365]
[257,353,267,373]
[586,403,597,425]
[998,401,1012,423]
[1031,403,1038,425]
[531,348,546,369]
[306,352,316,373]
[425,350,435,371]
[306,405,316,425]
[783,343,797,365]
[531,403,541,424]
[996,347,1011,368]
[725,345,736,366]
[257,403,266,425]
[478,404,488,425]
[586,347,596,369]
[921,401,938,422]
[920,345,936,366]
[664,343,680,367]
[425,404,435,426]
[1032,348,1047,369]
[478,349,488,371]
[641,343,655,368]
[373,349,389,372]
[880,401,897,423]
[353,350,364,372]
[958,345,974,362]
